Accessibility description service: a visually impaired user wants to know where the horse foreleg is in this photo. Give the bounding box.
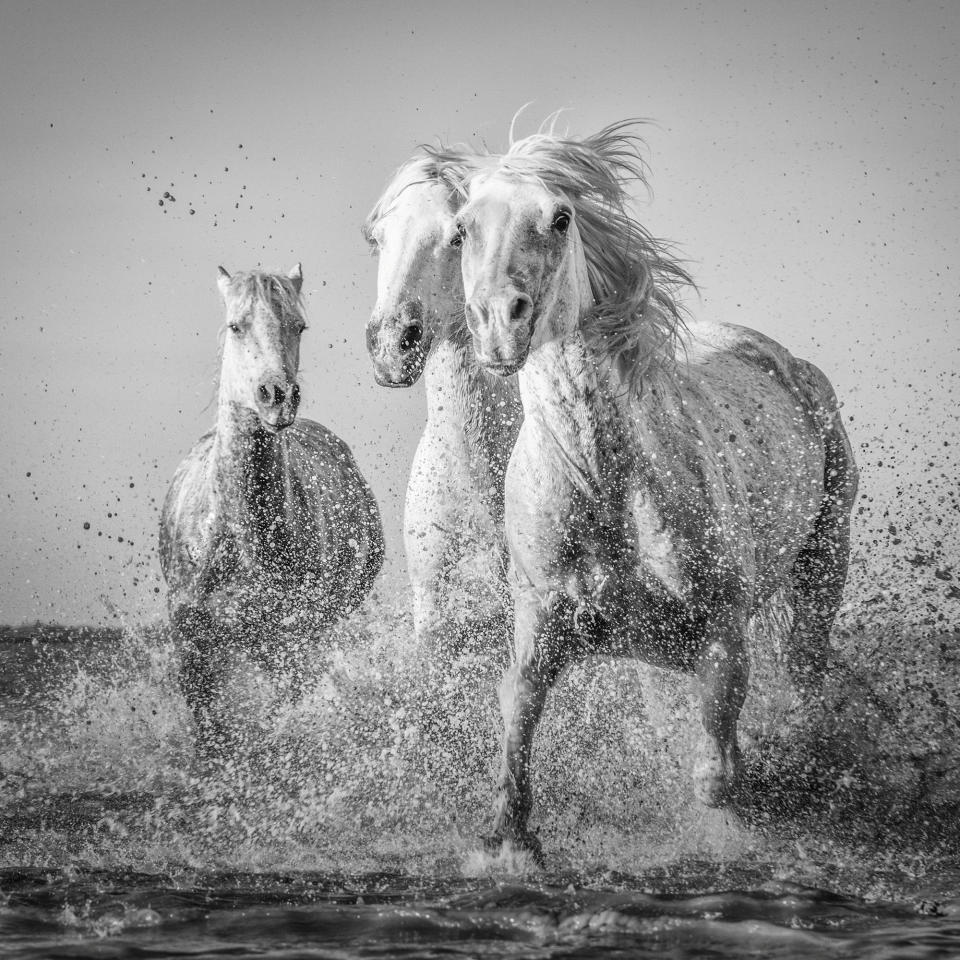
[411,578,449,654]
[693,607,749,807]
[489,596,568,858]
[172,606,233,761]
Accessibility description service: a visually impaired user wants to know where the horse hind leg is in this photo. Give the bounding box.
[694,604,749,807]
[787,430,858,699]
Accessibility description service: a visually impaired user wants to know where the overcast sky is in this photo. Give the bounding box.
[1,0,957,624]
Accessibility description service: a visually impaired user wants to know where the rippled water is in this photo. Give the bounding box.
[3,867,960,959]
[2,536,960,958]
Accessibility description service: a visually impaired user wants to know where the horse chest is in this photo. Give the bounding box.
[506,427,640,600]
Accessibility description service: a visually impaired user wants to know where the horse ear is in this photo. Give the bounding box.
[217,266,231,298]
[288,262,303,294]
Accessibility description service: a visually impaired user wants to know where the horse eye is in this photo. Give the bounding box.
[449,230,463,249]
[552,210,571,234]
[229,323,242,334]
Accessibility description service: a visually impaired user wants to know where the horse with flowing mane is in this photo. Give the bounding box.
[160,265,384,755]
[364,151,522,655]
[455,121,859,858]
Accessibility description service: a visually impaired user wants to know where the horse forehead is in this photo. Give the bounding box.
[383,181,451,236]
[231,295,299,334]
[469,174,552,224]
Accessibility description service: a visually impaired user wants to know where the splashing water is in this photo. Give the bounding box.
[2,463,960,957]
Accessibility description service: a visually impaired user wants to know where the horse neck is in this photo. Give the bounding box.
[211,389,292,563]
[424,333,520,477]
[522,333,623,461]
[518,255,639,491]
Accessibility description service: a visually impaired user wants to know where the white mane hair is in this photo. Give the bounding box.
[480,119,696,390]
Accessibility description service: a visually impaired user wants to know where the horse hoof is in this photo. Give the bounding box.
[481,832,544,868]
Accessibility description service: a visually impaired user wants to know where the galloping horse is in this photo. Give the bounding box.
[455,123,858,856]
[364,152,522,655]
[160,266,383,754]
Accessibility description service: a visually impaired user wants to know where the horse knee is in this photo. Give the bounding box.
[498,667,521,719]
[697,639,748,692]
[693,734,742,807]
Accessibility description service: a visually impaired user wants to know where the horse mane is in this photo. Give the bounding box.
[495,119,695,389]
[220,270,305,326]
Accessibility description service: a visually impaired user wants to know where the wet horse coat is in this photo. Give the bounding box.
[364,154,522,654]
[160,267,383,751]
[456,124,859,855]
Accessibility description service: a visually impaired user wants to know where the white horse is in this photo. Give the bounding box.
[455,123,859,857]
[364,153,522,655]
[160,266,383,754]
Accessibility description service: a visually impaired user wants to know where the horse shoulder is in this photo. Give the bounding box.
[285,418,384,605]
[287,418,383,539]
[159,432,220,591]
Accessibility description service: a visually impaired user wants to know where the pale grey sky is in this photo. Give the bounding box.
[1,0,957,624]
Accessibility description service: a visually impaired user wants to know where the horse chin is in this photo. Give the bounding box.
[373,371,420,389]
[372,357,426,388]
[479,350,528,378]
[258,416,295,435]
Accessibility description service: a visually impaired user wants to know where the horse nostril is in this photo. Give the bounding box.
[258,383,288,407]
[291,384,300,406]
[399,322,423,353]
[510,295,533,322]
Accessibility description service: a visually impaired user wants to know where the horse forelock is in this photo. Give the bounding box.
[489,120,696,391]
[220,270,305,328]
[365,148,484,242]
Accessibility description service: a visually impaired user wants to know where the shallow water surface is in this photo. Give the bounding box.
[4,868,960,959]
[2,585,959,958]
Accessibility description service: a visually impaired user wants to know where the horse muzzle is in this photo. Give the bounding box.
[255,379,299,431]
[466,290,535,376]
[476,348,528,377]
[366,305,429,387]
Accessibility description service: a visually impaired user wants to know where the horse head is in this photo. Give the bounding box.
[458,168,583,377]
[459,123,691,384]
[364,153,476,387]
[217,264,306,432]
